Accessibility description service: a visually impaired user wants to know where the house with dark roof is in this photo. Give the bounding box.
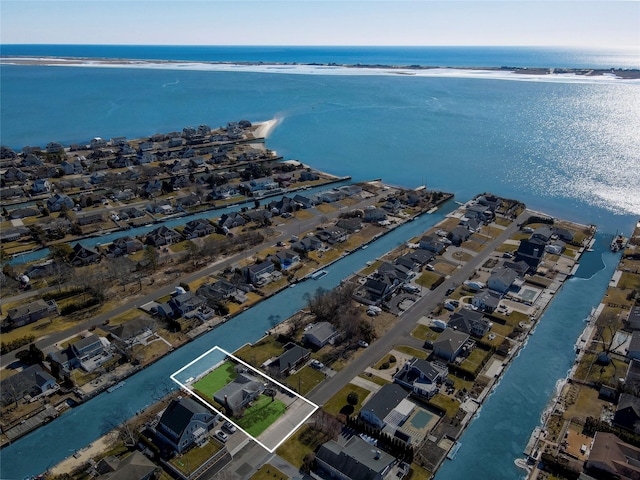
[613,393,640,433]
[531,225,554,243]
[169,292,205,317]
[433,329,470,362]
[145,226,182,246]
[291,236,323,253]
[394,357,448,400]
[303,322,339,348]
[70,242,101,266]
[292,193,314,209]
[336,217,362,233]
[94,451,159,480]
[246,260,275,285]
[270,250,300,270]
[448,309,492,337]
[449,225,472,246]
[76,211,104,226]
[471,289,502,313]
[418,235,447,254]
[359,383,412,430]
[585,431,640,480]
[6,298,58,327]
[183,218,215,239]
[46,193,74,212]
[0,365,58,406]
[105,236,144,257]
[515,238,546,270]
[626,360,640,396]
[361,276,396,305]
[219,212,246,229]
[71,334,112,372]
[627,306,640,331]
[105,316,156,348]
[628,332,640,361]
[156,397,218,453]
[363,207,387,223]
[267,342,310,376]
[315,435,396,480]
[214,371,265,417]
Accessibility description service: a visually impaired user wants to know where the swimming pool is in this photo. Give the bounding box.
[410,410,434,429]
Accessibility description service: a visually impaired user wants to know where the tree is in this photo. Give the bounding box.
[48,243,73,263]
[347,391,359,406]
[15,343,44,366]
[144,245,159,271]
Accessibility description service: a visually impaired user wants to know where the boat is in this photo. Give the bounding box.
[310,269,328,280]
[107,381,125,393]
[610,234,627,252]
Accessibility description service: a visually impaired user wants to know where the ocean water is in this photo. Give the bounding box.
[0,46,639,479]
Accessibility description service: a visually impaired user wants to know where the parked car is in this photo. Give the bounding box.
[444,302,456,311]
[403,284,420,294]
[310,359,325,369]
[445,287,456,296]
[358,340,369,348]
[222,421,236,434]
[214,430,228,442]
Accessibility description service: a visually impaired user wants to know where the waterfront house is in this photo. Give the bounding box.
[487,267,519,293]
[119,206,146,220]
[104,316,156,348]
[270,250,300,269]
[464,202,494,222]
[394,358,448,400]
[169,292,205,317]
[267,342,311,376]
[219,212,246,229]
[46,193,74,212]
[448,309,492,337]
[69,243,101,266]
[471,289,502,313]
[183,218,215,239]
[432,329,470,362]
[213,371,266,417]
[0,365,58,406]
[246,260,275,285]
[156,397,218,454]
[71,334,112,372]
[303,322,339,348]
[515,238,546,270]
[449,225,472,246]
[363,207,387,223]
[315,435,396,480]
[6,298,58,328]
[299,170,319,182]
[336,217,362,233]
[197,280,241,302]
[95,451,159,480]
[292,236,323,253]
[31,178,51,193]
[145,226,182,246]
[418,235,447,254]
[76,211,104,226]
[613,393,640,433]
[106,236,144,257]
[531,225,553,243]
[585,432,640,480]
[360,383,412,430]
[292,193,314,209]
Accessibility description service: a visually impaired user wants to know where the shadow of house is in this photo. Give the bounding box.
[266,342,311,377]
[213,371,266,417]
[156,397,218,454]
[0,365,58,406]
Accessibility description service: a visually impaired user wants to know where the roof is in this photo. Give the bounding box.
[105,317,155,341]
[273,343,310,373]
[587,431,640,479]
[433,329,469,357]
[102,451,158,480]
[0,365,56,404]
[361,384,409,422]
[7,298,49,320]
[158,397,210,441]
[316,436,395,480]
[304,322,338,344]
[214,372,264,412]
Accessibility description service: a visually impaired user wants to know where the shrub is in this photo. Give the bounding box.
[380,361,390,370]
[347,392,359,406]
[389,355,397,363]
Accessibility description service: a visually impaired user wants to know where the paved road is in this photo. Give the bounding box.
[308,210,530,406]
[0,192,380,368]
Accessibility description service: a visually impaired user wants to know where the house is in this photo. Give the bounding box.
[613,393,640,433]
[94,451,159,480]
[406,249,434,266]
[6,299,58,327]
[394,358,448,400]
[515,238,546,270]
[214,371,265,417]
[449,225,472,246]
[219,212,246,229]
[31,178,51,193]
[70,243,101,266]
[360,383,412,430]
[291,236,323,253]
[303,322,339,348]
[299,170,319,182]
[60,158,84,175]
[448,309,492,337]
[531,225,553,243]
[246,260,275,285]
[71,334,112,372]
[1,186,26,199]
[169,292,205,317]
[267,342,311,376]
[145,226,182,246]
[363,207,387,223]
[156,397,218,453]
[628,332,640,361]
[487,267,519,293]
[418,235,447,254]
[46,193,74,212]
[24,259,57,279]
[119,206,146,219]
[0,365,58,406]
[585,432,640,480]
[465,203,493,222]
[105,316,156,348]
[106,236,144,257]
[336,217,362,233]
[315,435,396,480]
[361,276,396,305]
[76,212,104,226]
[292,194,314,209]
[271,250,300,269]
[2,166,28,184]
[0,226,31,243]
[197,280,245,303]
[471,289,502,313]
[503,260,531,277]
[626,360,640,396]
[183,219,215,239]
[8,207,39,219]
[244,209,272,223]
[432,329,470,362]
[627,306,640,331]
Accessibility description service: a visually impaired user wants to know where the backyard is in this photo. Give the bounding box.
[236,395,287,437]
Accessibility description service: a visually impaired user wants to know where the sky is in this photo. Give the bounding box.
[0,1,638,48]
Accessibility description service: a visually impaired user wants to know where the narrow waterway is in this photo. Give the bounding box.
[435,233,619,480]
[2,200,456,479]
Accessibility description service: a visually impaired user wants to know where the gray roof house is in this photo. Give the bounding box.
[46,193,74,212]
[0,365,57,406]
[627,306,640,331]
[214,371,265,417]
[585,432,640,480]
[6,298,58,327]
[303,322,339,348]
[316,435,396,480]
[487,267,519,293]
[359,384,411,430]
[95,451,159,480]
[449,309,492,337]
[613,393,640,433]
[433,329,470,362]
[156,397,217,453]
[246,260,275,285]
[71,334,112,372]
[393,357,448,400]
[471,289,502,313]
[267,342,311,376]
[70,243,101,266]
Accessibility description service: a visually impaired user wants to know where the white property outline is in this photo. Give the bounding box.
[170,345,319,453]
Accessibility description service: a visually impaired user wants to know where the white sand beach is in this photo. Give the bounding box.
[252,118,280,139]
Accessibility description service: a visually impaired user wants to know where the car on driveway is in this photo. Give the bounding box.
[214,430,228,443]
[222,421,236,434]
[358,340,369,348]
[310,359,325,369]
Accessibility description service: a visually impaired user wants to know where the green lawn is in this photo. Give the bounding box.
[193,361,237,398]
[394,345,428,359]
[169,441,222,476]
[411,324,440,342]
[236,395,287,437]
[250,464,288,480]
[277,424,332,468]
[235,335,285,367]
[287,366,325,395]
[323,384,370,417]
[428,393,461,418]
[358,373,389,387]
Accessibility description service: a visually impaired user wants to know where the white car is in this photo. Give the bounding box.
[214,430,228,442]
[358,340,369,348]
[310,359,325,369]
[222,421,236,434]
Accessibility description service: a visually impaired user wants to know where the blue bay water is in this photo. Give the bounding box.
[0,46,639,479]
